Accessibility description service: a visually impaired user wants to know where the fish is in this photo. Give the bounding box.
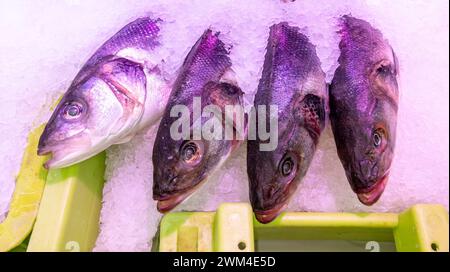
[37,17,170,168]
[247,23,327,223]
[152,29,245,213]
[329,15,399,205]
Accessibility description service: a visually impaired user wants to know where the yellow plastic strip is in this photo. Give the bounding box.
[0,124,49,252]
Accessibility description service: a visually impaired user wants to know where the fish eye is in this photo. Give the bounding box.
[375,60,393,76]
[279,153,297,177]
[377,65,390,75]
[373,129,384,147]
[62,101,83,120]
[180,141,202,164]
[220,82,240,95]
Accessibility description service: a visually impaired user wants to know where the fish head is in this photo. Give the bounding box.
[153,137,209,212]
[337,60,398,205]
[332,15,400,205]
[343,113,397,206]
[248,93,325,223]
[153,81,244,213]
[38,57,147,168]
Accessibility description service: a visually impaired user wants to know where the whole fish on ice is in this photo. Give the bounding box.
[38,17,170,168]
[152,29,245,212]
[330,15,399,205]
[247,23,327,223]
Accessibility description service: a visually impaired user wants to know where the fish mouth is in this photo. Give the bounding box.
[42,156,60,169]
[156,191,192,213]
[37,148,66,169]
[355,173,389,206]
[37,145,51,156]
[37,145,56,169]
[154,180,204,213]
[253,202,288,224]
[252,178,299,224]
[36,135,94,169]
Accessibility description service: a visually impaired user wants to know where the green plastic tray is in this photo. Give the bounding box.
[159,203,449,252]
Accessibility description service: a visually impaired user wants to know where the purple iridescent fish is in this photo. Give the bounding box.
[330,16,399,205]
[152,29,245,212]
[247,23,327,223]
[38,17,170,168]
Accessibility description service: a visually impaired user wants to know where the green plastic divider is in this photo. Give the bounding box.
[213,203,254,252]
[159,212,215,252]
[253,211,398,242]
[394,204,449,252]
[27,152,106,252]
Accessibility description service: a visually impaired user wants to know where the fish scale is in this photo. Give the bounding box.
[260,23,322,114]
[168,30,231,106]
[84,18,161,68]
